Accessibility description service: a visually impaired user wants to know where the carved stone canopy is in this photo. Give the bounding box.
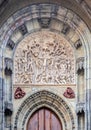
[4,101,13,116]
[38,18,51,28]
[4,58,13,76]
[74,39,82,49]
[14,31,75,84]
[61,24,70,35]
[76,57,84,75]
[7,39,15,50]
[76,102,85,115]
[18,23,28,36]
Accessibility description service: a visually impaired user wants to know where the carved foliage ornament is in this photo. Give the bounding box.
[14,87,26,99]
[14,31,75,84]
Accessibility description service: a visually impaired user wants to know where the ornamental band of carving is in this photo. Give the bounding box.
[14,31,75,84]
[14,90,75,130]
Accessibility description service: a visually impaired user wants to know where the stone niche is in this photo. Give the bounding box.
[14,31,75,85]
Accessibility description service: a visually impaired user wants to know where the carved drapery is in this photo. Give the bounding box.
[14,31,75,84]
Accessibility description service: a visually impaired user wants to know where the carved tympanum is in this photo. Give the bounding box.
[63,87,75,98]
[14,87,26,99]
[14,31,75,84]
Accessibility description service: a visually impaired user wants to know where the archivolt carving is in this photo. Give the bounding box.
[14,90,75,130]
[14,31,75,84]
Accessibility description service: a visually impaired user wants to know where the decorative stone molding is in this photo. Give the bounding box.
[0,3,86,50]
[14,90,75,130]
[76,0,91,19]
[4,101,13,116]
[14,87,26,99]
[63,87,75,98]
[74,39,82,49]
[61,24,70,35]
[38,18,51,28]
[76,102,85,115]
[76,57,84,75]
[14,31,75,84]
[7,39,15,50]
[4,58,13,76]
[18,23,28,36]
[82,1,91,18]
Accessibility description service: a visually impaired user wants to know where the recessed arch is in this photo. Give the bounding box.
[13,90,76,130]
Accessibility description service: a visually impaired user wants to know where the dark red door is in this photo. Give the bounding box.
[27,108,62,130]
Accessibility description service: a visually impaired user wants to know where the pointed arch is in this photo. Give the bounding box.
[14,90,76,130]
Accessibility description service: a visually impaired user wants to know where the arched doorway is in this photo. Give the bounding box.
[14,90,75,130]
[27,108,62,130]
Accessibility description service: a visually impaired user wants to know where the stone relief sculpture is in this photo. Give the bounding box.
[14,87,26,99]
[14,31,75,84]
[63,87,75,98]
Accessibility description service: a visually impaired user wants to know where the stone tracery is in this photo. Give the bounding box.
[14,31,75,84]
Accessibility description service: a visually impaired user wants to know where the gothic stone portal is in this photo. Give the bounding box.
[13,31,76,130]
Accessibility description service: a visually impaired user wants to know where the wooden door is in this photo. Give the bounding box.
[27,108,62,130]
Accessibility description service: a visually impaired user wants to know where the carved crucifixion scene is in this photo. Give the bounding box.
[14,31,75,84]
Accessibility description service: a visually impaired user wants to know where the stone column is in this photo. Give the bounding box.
[76,57,85,130]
